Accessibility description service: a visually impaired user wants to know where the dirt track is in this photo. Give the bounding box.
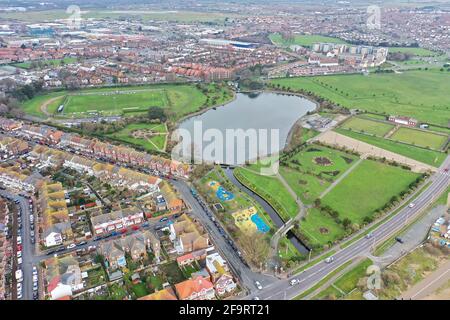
[39,96,63,116]
[312,131,436,173]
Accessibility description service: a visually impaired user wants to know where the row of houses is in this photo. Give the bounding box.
[0,165,43,193]
[0,117,190,178]
[0,135,29,157]
[39,182,72,247]
[30,144,162,193]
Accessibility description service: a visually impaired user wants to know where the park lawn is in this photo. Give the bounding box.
[388,47,438,57]
[270,70,450,126]
[340,116,394,137]
[335,128,447,167]
[12,57,77,69]
[390,127,447,150]
[148,134,166,151]
[321,159,421,224]
[279,144,359,203]
[107,123,167,152]
[300,208,347,247]
[270,33,348,47]
[278,236,303,260]
[234,167,299,220]
[280,166,331,204]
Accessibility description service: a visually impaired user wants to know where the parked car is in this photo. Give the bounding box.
[159,217,169,222]
[32,266,38,276]
[395,237,404,244]
[76,241,87,246]
[66,243,76,250]
[17,236,22,245]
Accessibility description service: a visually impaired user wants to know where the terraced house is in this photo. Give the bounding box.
[0,136,29,156]
[39,182,73,247]
[90,206,144,236]
[0,166,42,192]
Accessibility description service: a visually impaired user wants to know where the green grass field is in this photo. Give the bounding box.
[390,127,447,150]
[340,116,394,137]
[269,33,348,47]
[335,128,447,167]
[270,70,450,126]
[321,160,420,224]
[11,57,77,69]
[22,83,233,120]
[280,145,359,204]
[64,89,167,115]
[388,47,438,57]
[299,208,346,247]
[107,123,168,152]
[234,168,299,221]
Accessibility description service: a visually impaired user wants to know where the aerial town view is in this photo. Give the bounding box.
[0,0,449,308]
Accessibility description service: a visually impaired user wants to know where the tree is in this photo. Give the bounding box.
[237,231,270,268]
[342,218,352,229]
[147,106,167,122]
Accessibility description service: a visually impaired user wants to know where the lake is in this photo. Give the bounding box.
[175,92,316,165]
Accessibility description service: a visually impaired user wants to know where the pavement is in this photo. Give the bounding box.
[242,155,450,300]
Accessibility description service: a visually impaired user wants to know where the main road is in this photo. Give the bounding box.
[243,155,450,300]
